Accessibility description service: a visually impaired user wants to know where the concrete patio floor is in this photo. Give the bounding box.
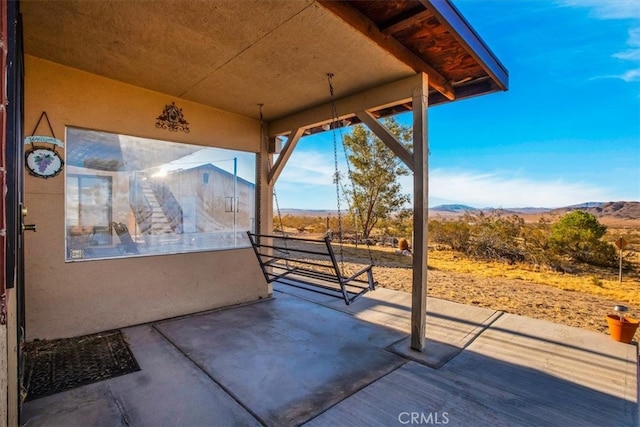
[22,286,638,426]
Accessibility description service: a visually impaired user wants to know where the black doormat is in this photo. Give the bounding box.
[23,330,140,401]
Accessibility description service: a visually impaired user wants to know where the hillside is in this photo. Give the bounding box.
[281,201,640,223]
[550,201,640,220]
[430,204,478,213]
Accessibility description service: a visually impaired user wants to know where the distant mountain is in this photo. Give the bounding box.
[279,208,338,217]
[280,201,639,220]
[430,204,478,213]
[550,201,640,219]
[565,202,605,209]
[504,207,552,214]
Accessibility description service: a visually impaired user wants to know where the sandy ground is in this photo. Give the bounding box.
[372,265,638,335]
[276,236,637,335]
[274,214,640,336]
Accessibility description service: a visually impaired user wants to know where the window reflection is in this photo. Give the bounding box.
[65,127,256,261]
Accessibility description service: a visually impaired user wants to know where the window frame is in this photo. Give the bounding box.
[64,127,257,262]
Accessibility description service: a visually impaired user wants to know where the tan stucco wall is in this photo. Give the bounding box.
[24,56,268,340]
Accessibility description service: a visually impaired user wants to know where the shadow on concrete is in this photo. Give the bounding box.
[154,294,407,426]
[20,286,638,427]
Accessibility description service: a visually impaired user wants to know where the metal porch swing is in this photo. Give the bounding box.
[247,75,377,305]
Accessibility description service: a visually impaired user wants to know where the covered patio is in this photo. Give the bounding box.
[15,0,510,355]
[6,0,631,425]
[22,286,638,426]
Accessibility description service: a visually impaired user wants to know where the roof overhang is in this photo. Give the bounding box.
[21,0,507,132]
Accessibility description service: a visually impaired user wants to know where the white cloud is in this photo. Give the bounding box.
[556,0,640,20]
[590,68,640,82]
[277,150,336,187]
[613,28,640,81]
[425,169,611,208]
[558,1,640,83]
[619,68,640,82]
[614,27,640,61]
[278,152,616,208]
[614,50,640,61]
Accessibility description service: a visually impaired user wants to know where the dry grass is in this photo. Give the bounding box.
[278,216,640,335]
[425,250,640,306]
[339,243,640,304]
[312,235,640,334]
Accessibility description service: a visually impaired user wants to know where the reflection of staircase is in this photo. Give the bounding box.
[141,183,174,234]
[136,181,179,242]
[130,174,183,242]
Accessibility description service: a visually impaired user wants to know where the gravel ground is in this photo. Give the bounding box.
[373,265,638,335]
[277,236,639,336]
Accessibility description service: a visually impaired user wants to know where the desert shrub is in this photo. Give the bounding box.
[548,211,617,267]
[428,219,471,252]
[388,208,413,238]
[465,212,526,264]
[520,217,555,266]
[589,275,604,287]
[378,208,412,239]
[585,240,618,267]
[429,212,528,263]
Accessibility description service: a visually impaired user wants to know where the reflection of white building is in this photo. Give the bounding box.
[65,134,256,258]
[157,162,255,233]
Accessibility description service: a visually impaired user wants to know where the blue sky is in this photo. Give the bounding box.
[276,0,640,210]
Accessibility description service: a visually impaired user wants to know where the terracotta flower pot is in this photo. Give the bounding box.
[606,314,640,344]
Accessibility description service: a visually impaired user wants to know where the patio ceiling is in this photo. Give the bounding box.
[21,0,507,124]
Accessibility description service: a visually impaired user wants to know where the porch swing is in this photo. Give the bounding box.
[247,74,377,305]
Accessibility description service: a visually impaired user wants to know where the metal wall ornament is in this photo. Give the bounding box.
[26,147,64,178]
[156,101,190,133]
[24,111,64,179]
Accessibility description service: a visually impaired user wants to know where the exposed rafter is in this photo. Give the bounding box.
[268,127,305,185]
[380,9,433,36]
[356,111,414,172]
[318,0,455,101]
[269,74,423,137]
[420,0,508,91]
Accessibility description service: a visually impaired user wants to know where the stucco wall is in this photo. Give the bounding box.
[24,56,269,340]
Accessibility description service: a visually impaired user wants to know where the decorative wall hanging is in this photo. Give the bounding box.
[24,111,64,179]
[155,101,190,133]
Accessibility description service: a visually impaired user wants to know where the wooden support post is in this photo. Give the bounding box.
[257,121,273,237]
[257,122,275,295]
[411,73,429,351]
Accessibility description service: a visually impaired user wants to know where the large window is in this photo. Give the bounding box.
[65,127,256,261]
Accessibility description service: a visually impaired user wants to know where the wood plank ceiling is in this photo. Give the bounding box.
[321,0,508,117]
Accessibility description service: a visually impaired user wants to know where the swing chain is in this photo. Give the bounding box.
[261,103,290,264]
[327,73,346,269]
[327,74,375,267]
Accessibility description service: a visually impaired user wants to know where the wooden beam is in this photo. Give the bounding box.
[420,0,508,91]
[411,73,429,351]
[268,127,305,185]
[270,74,422,137]
[356,111,414,172]
[257,121,274,296]
[257,121,274,237]
[381,10,433,36]
[318,0,454,100]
